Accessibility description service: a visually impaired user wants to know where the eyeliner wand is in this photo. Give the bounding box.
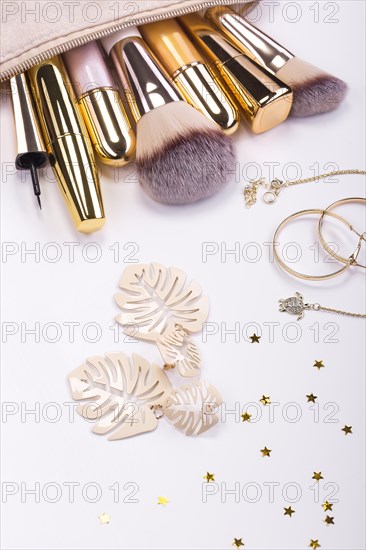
[10,72,48,209]
[30,163,42,209]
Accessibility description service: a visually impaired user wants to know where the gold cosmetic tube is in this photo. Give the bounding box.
[28,56,105,233]
[179,14,293,133]
[205,6,294,75]
[139,19,239,134]
[63,42,135,166]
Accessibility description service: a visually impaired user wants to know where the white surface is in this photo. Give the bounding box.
[1,2,365,549]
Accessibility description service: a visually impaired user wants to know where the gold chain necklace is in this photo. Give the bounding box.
[244,169,366,207]
[279,293,366,320]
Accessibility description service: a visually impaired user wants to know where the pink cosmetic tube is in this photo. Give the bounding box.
[63,41,135,166]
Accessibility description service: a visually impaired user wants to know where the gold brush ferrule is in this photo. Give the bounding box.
[79,87,135,166]
[205,6,293,74]
[139,19,239,133]
[110,37,182,123]
[179,14,293,133]
[27,56,105,233]
[172,62,239,134]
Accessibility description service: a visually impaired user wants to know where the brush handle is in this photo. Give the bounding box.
[205,7,293,74]
[108,36,182,122]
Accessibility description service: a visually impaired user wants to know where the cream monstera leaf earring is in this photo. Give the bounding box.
[68,352,222,440]
[114,262,209,377]
[67,262,222,441]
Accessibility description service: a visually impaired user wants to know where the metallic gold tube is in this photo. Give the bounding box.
[104,35,183,123]
[179,14,293,134]
[139,19,239,134]
[63,42,135,167]
[78,88,135,166]
[28,56,105,233]
[206,6,294,74]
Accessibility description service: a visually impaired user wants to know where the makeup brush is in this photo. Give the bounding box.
[10,73,48,209]
[206,6,347,118]
[102,27,235,205]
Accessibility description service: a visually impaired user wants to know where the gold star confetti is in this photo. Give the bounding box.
[306,393,317,403]
[312,472,323,482]
[342,425,352,435]
[203,472,215,483]
[241,412,252,422]
[98,512,110,525]
[260,395,271,405]
[324,515,334,526]
[322,501,333,512]
[157,496,169,506]
[309,540,321,549]
[232,538,244,548]
[260,446,271,457]
[313,360,325,370]
[250,333,261,343]
[284,506,295,517]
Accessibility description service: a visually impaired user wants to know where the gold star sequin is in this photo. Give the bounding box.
[260,395,271,405]
[98,512,110,525]
[241,412,252,422]
[232,538,244,548]
[157,496,169,506]
[284,506,295,517]
[260,446,271,457]
[342,425,352,435]
[203,472,215,483]
[324,515,334,526]
[312,472,323,482]
[306,393,317,403]
[322,501,333,512]
[313,360,325,370]
[250,333,261,343]
[309,540,321,549]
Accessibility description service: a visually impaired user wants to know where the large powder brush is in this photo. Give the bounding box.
[206,7,347,118]
[102,28,235,205]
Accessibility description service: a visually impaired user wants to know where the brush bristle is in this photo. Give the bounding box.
[277,57,347,118]
[135,101,236,205]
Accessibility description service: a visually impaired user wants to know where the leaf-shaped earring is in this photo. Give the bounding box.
[68,352,172,440]
[115,263,209,340]
[115,263,209,377]
[68,352,222,440]
[157,323,201,377]
[163,381,223,436]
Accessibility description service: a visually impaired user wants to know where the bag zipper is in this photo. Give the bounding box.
[0,0,250,83]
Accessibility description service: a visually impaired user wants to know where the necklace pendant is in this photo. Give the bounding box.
[279,292,306,320]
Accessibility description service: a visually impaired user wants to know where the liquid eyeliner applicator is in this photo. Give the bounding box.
[10,72,48,209]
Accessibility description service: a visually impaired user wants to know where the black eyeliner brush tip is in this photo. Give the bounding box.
[29,163,42,210]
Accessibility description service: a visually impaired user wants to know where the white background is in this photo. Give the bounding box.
[1,2,365,549]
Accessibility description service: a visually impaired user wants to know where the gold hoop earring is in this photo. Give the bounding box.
[273,209,363,281]
[318,197,366,269]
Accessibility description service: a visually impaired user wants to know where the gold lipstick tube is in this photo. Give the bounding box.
[78,88,135,166]
[206,7,293,74]
[63,42,135,167]
[179,14,293,134]
[28,56,105,233]
[139,19,239,134]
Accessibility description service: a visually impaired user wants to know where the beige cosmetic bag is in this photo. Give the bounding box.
[0,0,258,83]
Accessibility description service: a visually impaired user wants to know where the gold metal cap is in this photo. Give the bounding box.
[109,37,182,122]
[79,88,135,166]
[205,7,293,74]
[173,63,239,134]
[28,56,105,233]
[179,14,293,133]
